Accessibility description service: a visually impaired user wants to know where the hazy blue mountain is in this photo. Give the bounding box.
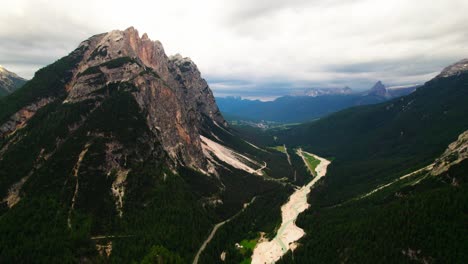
[216,81,416,123]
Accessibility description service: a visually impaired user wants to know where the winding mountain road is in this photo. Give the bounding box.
[193,196,257,264]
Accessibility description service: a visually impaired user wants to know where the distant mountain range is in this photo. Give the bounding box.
[216,81,419,123]
[291,86,353,97]
[0,66,27,96]
[290,82,419,98]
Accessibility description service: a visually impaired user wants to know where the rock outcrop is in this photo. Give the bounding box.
[68,27,226,170]
[367,81,389,98]
[2,27,226,171]
[431,130,468,176]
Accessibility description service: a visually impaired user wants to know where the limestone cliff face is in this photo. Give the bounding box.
[168,54,226,128]
[4,27,226,171]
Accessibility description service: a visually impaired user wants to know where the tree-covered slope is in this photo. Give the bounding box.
[0,89,215,262]
[217,94,388,123]
[268,60,468,263]
[275,70,468,205]
[278,135,468,263]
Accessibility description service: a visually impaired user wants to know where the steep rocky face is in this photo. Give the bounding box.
[168,54,226,128]
[2,27,226,171]
[367,81,389,97]
[0,97,54,137]
[436,58,468,78]
[0,65,27,96]
[73,27,226,170]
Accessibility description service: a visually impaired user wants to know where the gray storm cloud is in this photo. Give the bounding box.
[1,0,467,96]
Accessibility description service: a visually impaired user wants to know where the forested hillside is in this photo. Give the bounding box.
[275,70,468,205]
[267,62,468,262]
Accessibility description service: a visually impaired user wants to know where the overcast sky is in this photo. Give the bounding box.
[1,0,467,99]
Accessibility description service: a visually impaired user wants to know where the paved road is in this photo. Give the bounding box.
[193,196,257,264]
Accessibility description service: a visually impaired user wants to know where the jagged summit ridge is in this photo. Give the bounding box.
[71,26,225,124]
[367,80,388,97]
[2,27,226,171]
[0,65,26,82]
[0,65,27,95]
[75,27,169,86]
[75,27,226,170]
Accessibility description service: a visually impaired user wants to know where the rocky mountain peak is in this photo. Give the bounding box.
[75,27,225,170]
[76,27,168,78]
[368,80,388,97]
[372,80,385,90]
[3,27,226,171]
[436,58,468,78]
[0,65,21,79]
[0,65,27,95]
